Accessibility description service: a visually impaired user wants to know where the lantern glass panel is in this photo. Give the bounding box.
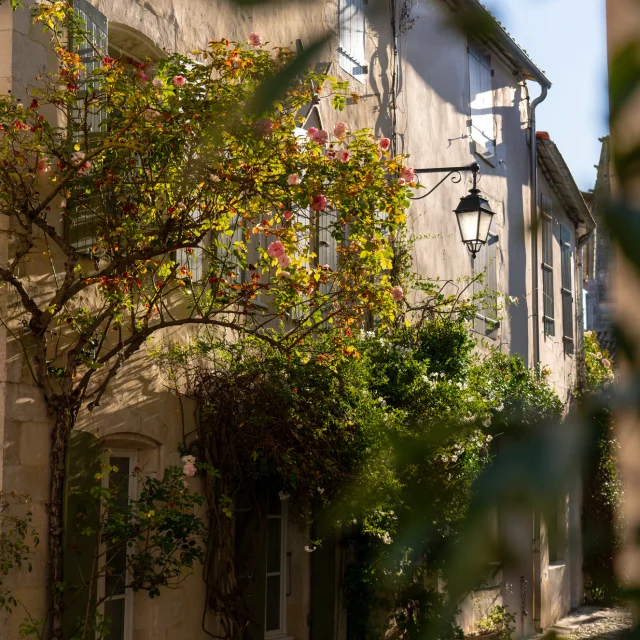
[456,210,481,243]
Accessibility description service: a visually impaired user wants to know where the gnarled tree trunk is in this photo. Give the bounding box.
[48,406,76,640]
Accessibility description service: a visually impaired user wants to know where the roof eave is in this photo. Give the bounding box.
[537,139,596,235]
[443,0,551,88]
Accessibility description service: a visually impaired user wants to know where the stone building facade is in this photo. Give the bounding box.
[0,0,594,638]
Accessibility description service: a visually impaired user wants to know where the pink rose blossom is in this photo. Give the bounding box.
[172,75,187,87]
[338,150,350,163]
[143,108,159,122]
[602,358,611,368]
[152,77,164,88]
[397,178,406,186]
[137,71,150,83]
[287,174,300,185]
[283,210,294,221]
[311,194,328,211]
[278,254,291,268]
[391,286,404,302]
[379,137,391,151]
[36,156,50,173]
[268,241,286,259]
[248,32,263,47]
[72,152,92,175]
[183,462,197,477]
[278,270,291,279]
[400,166,415,183]
[307,127,318,139]
[333,122,348,139]
[310,129,329,145]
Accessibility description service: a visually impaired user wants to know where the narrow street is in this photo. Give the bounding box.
[548,607,632,640]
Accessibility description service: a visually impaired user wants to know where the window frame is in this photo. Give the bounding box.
[98,449,137,640]
[264,498,289,638]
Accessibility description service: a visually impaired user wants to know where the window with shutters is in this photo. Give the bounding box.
[473,234,499,338]
[176,211,206,284]
[338,0,367,83]
[100,450,136,640]
[67,0,109,254]
[468,43,496,164]
[541,194,555,337]
[265,494,288,638]
[560,225,574,355]
[317,208,338,298]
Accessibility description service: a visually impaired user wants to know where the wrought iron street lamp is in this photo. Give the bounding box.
[414,162,495,258]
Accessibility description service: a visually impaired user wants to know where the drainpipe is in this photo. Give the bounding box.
[530,84,548,371]
[529,82,548,636]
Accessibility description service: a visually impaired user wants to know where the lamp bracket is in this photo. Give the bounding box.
[411,163,480,201]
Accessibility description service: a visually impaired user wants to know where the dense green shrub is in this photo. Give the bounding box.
[161,317,563,638]
[581,332,622,605]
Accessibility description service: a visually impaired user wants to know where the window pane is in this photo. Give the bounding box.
[266,517,282,574]
[104,597,125,640]
[265,575,281,631]
[108,457,130,510]
[105,546,127,596]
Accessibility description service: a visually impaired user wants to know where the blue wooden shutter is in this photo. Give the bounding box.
[67,0,108,254]
[61,430,102,639]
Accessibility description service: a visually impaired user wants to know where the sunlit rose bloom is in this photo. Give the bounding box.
[390,286,404,302]
[37,156,50,173]
[333,122,348,139]
[172,75,187,87]
[278,254,291,268]
[307,127,318,139]
[72,152,91,175]
[182,455,196,464]
[311,129,329,145]
[278,270,291,279]
[379,137,391,151]
[602,358,611,368]
[267,241,286,259]
[287,174,300,185]
[183,462,197,477]
[283,210,294,221]
[397,178,406,186]
[400,166,415,183]
[152,77,164,88]
[248,31,263,47]
[311,194,328,211]
[338,150,350,163]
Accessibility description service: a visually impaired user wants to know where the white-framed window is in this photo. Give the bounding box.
[541,194,555,338]
[265,495,288,638]
[468,42,496,164]
[338,0,367,83]
[100,449,137,640]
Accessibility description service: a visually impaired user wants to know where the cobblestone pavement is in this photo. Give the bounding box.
[548,606,631,639]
